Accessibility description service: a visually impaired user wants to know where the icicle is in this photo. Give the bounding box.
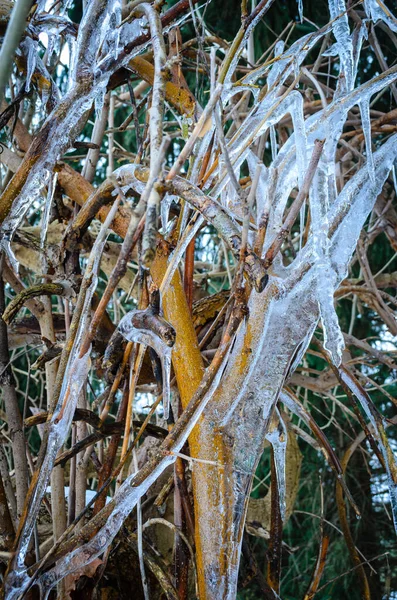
[118,311,175,420]
[67,37,77,91]
[393,163,397,193]
[61,0,74,14]
[246,151,268,226]
[95,85,106,119]
[359,98,375,182]
[299,203,305,251]
[328,0,354,93]
[298,0,303,22]
[265,409,288,522]
[352,22,367,87]
[112,0,122,58]
[41,172,58,250]
[161,193,178,231]
[20,37,37,93]
[270,126,277,161]
[289,91,307,189]
[46,34,61,67]
[267,41,285,90]
[317,261,345,365]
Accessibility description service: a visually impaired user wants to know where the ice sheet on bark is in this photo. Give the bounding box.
[118,313,173,419]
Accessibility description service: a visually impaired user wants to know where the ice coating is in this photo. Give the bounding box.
[270,125,277,161]
[4,350,91,600]
[118,313,174,419]
[3,197,119,599]
[364,0,397,32]
[339,368,397,533]
[33,346,233,595]
[0,0,153,268]
[267,41,285,90]
[3,0,397,595]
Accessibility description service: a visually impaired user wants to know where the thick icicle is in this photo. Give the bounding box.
[265,409,288,521]
[19,36,37,94]
[316,260,345,365]
[118,310,175,420]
